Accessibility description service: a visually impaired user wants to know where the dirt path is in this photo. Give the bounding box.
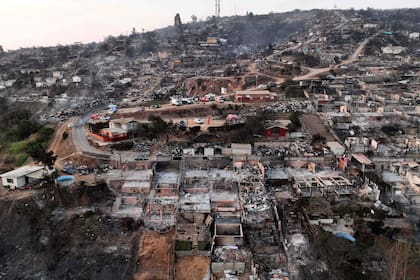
[49,121,69,155]
[293,32,380,81]
[48,120,78,170]
[0,189,38,200]
[247,62,285,84]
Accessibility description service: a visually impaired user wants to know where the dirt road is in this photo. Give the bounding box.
[49,120,70,155]
[300,114,336,141]
[247,62,285,84]
[293,32,379,81]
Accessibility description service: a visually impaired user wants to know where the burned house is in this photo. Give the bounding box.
[175,222,212,255]
[154,171,180,197]
[120,170,153,194]
[293,171,353,198]
[214,216,243,246]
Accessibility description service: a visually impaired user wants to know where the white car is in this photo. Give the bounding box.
[194,118,204,124]
[172,100,182,106]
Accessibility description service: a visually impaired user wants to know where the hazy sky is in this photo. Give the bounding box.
[0,0,419,50]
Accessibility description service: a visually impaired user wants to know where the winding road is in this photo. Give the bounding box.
[71,116,111,159]
[293,32,380,81]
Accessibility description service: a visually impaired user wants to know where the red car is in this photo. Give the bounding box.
[91,113,100,120]
[199,97,209,102]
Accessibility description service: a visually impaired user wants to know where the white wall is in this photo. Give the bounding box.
[2,176,28,189]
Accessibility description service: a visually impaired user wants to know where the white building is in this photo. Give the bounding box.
[1,166,45,190]
[363,23,377,29]
[382,46,406,55]
[52,71,64,79]
[36,81,47,88]
[45,77,57,86]
[5,79,16,87]
[72,76,82,83]
[230,143,252,156]
[61,79,69,86]
[409,32,419,40]
[327,141,346,155]
[109,118,139,132]
[119,77,132,85]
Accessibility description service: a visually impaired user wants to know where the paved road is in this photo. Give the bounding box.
[117,100,239,115]
[69,102,236,162]
[70,116,181,163]
[71,116,111,158]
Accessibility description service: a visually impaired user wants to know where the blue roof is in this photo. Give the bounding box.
[334,232,356,243]
[56,175,75,182]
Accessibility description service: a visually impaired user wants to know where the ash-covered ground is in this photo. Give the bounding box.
[0,185,139,280]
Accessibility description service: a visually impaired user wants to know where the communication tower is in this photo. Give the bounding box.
[215,0,220,18]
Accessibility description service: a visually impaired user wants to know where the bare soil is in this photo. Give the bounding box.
[300,114,336,141]
[134,229,174,280]
[49,121,75,158]
[175,256,210,280]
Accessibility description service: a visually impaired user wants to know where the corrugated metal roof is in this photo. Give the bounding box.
[0,166,44,178]
[231,143,252,150]
[351,153,372,165]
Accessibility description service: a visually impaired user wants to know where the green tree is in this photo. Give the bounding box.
[27,142,57,167]
[148,115,170,138]
[16,119,40,141]
[135,115,171,140]
[229,111,268,143]
[37,126,55,142]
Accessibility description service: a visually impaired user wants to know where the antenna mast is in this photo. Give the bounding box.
[215,0,220,18]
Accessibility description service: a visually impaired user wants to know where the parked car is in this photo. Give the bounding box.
[181,98,193,104]
[171,99,182,106]
[91,113,100,120]
[194,118,204,124]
